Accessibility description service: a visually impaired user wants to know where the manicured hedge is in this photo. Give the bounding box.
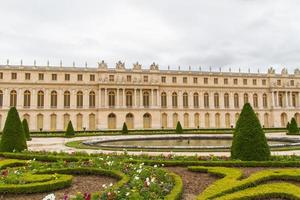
[164,172,183,200]
[188,166,300,200]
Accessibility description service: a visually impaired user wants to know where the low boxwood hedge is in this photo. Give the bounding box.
[164,172,183,200]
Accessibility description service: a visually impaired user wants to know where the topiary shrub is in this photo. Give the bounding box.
[122,122,128,134]
[0,107,27,152]
[65,121,75,138]
[286,122,290,130]
[287,117,299,135]
[22,119,31,141]
[175,121,183,134]
[231,103,270,161]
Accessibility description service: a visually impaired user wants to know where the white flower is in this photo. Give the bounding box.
[126,192,130,196]
[109,183,113,187]
[154,165,157,168]
[102,184,107,188]
[42,193,55,200]
[134,176,139,180]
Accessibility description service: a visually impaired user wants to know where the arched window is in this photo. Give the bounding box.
[89,113,96,130]
[214,93,219,108]
[64,91,70,108]
[278,93,283,107]
[172,92,178,108]
[235,113,240,125]
[184,113,189,128]
[243,93,248,105]
[89,91,95,108]
[126,91,133,107]
[125,113,134,129]
[76,113,83,130]
[143,113,152,128]
[194,113,200,128]
[292,93,296,107]
[50,91,57,108]
[204,93,209,108]
[253,94,258,108]
[162,113,168,128]
[295,113,300,125]
[37,91,44,108]
[10,90,17,107]
[263,93,268,108]
[280,113,287,127]
[63,113,70,130]
[0,90,3,107]
[37,113,43,131]
[23,90,31,108]
[224,93,229,108]
[225,113,231,128]
[77,91,83,108]
[183,92,188,108]
[205,113,210,128]
[23,114,30,126]
[50,114,57,131]
[143,91,150,107]
[215,113,220,128]
[193,93,199,108]
[264,113,269,128]
[173,113,178,128]
[234,93,239,108]
[161,92,167,108]
[108,91,115,107]
[108,113,116,129]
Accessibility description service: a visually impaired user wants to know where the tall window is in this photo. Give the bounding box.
[263,93,268,108]
[89,91,95,108]
[64,91,70,108]
[214,93,219,108]
[292,93,296,107]
[224,93,229,108]
[161,92,167,108]
[253,94,258,108]
[23,90,31,108]
[10,90,17,107]
[108,91,115,107]
[172,92,178,108]
[183,92,188,108]
[243,93,249,104]
[143,91,150,107]
[0,90,3,107]
[126,91,133,107]
[77,91,83,108]
[278,93,283,107]
[204,93,209,108]
[37,91,44,108]
[51,91,57,108]
[234,93,239,108]
[193,92,199,108]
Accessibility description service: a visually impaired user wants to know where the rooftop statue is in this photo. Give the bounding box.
[295,68,300,75]
[97,60,108,70]
[268,67,275,74]
[150,62,159,70]
[116,61,125,70]
[133,62,142,70]
[281,68,288,75]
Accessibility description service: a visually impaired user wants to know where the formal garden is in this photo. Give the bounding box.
[0,104,300,199]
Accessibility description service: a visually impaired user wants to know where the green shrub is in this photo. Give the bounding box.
[0,107,27,152]
[287,117,299,135]
[65,121,75,138]
[164,172,183,200]
[22,119,31,141]
[231,103,270,161]
[122,122,128,134]
[175,121,183,134]
[286,122,290,130]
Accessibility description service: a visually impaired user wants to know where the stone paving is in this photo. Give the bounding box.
[27,133,300,156]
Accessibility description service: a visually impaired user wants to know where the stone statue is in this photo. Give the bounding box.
[150,62,159,70]
[281,68,288,75]
[133,62,142,70]
[295,68,300,75]
[268,67,275,74]
[97,60,108,70]
[116,61,125,70]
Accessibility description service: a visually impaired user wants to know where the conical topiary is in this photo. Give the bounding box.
[231,103,270,161]
[286,122,290,130]
[65,121,75,138]
[122,122,128,134]
[288,117,299,135]
[175,121,183,134]
[22,118,31,141]
[0,107,27,152]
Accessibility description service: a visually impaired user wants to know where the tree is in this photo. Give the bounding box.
[0,107,27,152]
[175,121,183,134]
[122,122,128,134]
[288,117,299,135]
[231,103,270,161]
[286,122,290,130]
[65,121,75,137]
[22,118,31,141]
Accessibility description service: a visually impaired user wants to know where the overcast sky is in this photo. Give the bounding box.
[0,0,300,73]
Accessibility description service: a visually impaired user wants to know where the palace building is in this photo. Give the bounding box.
[0,60,299,131]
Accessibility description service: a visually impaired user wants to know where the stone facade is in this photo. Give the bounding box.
[0,61,299,131]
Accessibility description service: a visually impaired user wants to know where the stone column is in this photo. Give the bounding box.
[285,92,288,108]
[32,89,37,109]
[140,89,143,108]
[151,89,154,108]
[133,89,136,107]
[271,91,275,108]
[104,88,107,108]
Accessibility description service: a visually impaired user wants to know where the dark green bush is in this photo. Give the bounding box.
[175,121,183,134]
[0,107,27,152]
[287,117,299,135]
[65,121,75,138]
[122,122,128,134]
[231,103,270,161]
[22,119,31,141]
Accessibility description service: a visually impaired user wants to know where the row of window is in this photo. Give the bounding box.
[0,72,296,86]
[2,90,298,109]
